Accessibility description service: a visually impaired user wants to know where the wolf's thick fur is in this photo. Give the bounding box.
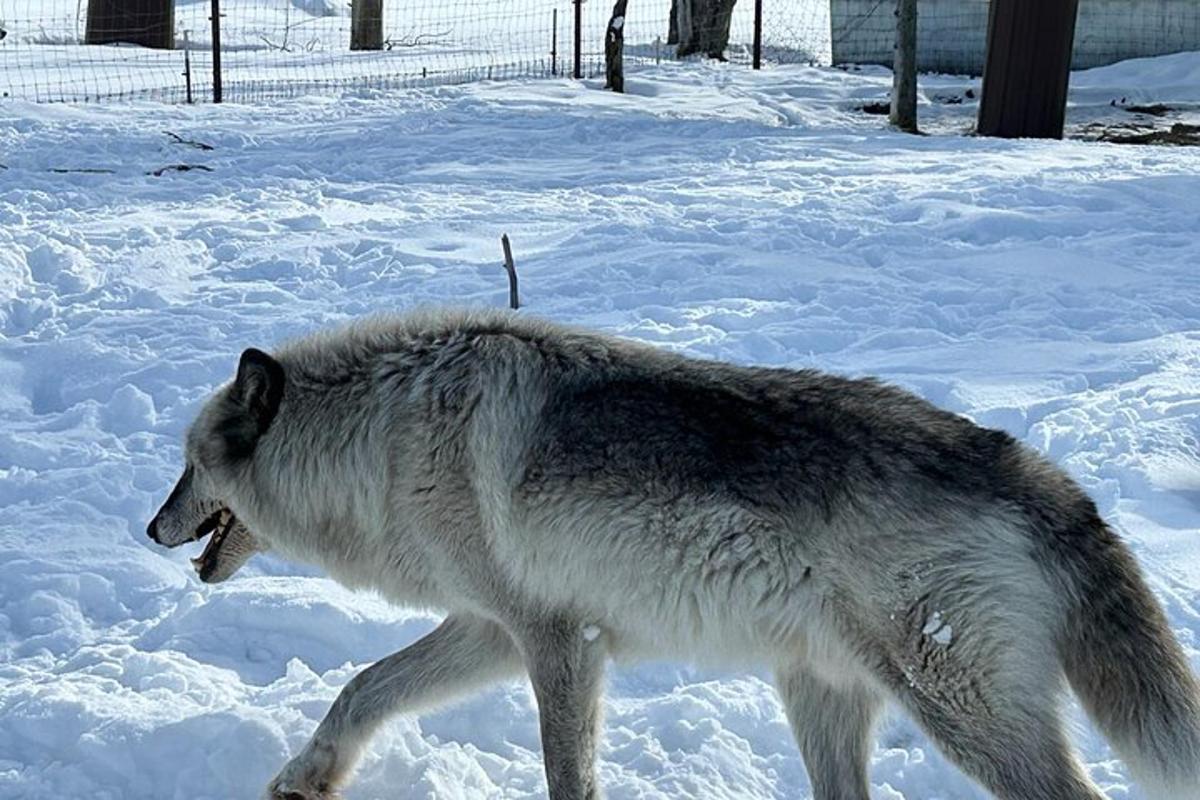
[149,309,1200,800]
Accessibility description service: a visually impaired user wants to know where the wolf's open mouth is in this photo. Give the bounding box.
[191,508,236,579]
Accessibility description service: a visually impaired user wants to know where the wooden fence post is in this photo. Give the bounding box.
[889,0,918,133]
[978,0,1080,139]
[85,0,175,49]
[351,0,384,51]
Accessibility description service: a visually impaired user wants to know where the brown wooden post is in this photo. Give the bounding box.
[351,0,384,51]
[889,0,917,133]
[85,0,175,49]
[978,0,1080,139]
[605,0,629,92]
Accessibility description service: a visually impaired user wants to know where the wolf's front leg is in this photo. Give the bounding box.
[265,614,522,800]
[520,617,607,800]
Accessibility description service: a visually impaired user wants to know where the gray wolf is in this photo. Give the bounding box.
[147,308,1200,800]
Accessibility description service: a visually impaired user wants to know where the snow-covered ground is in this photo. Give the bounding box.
[2,54,1199,800]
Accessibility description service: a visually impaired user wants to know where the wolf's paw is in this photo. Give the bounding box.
[264,786,341,800]
[264,740,344,800]
[264,773,342,800]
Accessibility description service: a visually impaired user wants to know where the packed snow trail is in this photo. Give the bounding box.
[2,59,1199,799]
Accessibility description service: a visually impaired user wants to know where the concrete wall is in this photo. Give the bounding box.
[1075,0,1200,68]
[830,0,1200,75]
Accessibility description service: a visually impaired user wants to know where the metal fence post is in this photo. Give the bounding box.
[182,29,193,103]
[210,0,223,103]
[573,0,583,79]
[753,0,763,69]
[552,8,559,75]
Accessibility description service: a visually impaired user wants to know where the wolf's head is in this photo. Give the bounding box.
[146,348,283,583]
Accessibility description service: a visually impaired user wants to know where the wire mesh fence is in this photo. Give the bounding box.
[0,1,1196,103]
[1,1,208,101]
[830,0,987,75]
[0,0,830,102]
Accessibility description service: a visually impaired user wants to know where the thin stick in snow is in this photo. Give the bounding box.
[501,234,520,310]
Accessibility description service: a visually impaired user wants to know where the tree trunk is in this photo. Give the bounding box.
[668,0,679,45]
[85,0,174,49]
[675,0,737,60]
[351,0,384,51]
[605,0,630,93]
[889,0,918,133]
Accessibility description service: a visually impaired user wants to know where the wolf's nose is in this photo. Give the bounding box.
[147,518,160,543]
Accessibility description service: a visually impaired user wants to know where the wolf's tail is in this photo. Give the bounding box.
[1056,516,1200,798]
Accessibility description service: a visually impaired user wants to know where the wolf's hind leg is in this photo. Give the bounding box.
[775,664,880,800]
[265,614,521,800]
[894,684,1104,800]
[518,617,607,800]
[872,621,1104,800]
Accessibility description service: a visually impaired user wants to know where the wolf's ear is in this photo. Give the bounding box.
[222,348,285,456]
